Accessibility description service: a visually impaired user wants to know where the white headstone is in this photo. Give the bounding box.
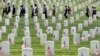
[73,33,80,45]
[12,28,17,37]
[60,6,63,12]
[58,14,62,20]
[84,20,88,27]
[89,29,95,39]
[78,23,83,31]
[69,2,72,7]
[60,1,63,5]
[1,26,6,33]
[64,20,68,27]
[23,37,31,47]
[78,47,90,56]
[61,37,69,49]
[56,23,61,31]
[73,1,76,5]
[56,2,59,7]
[90,40,100,56]
[70,17,75,23]
[88,0,92,3]
[42,14,45,20]
[36,28,42,37]
[46,26,53,34]
[40,33,47,45]
[24,14,28,19]
[80,11,85,16]
[71,26,76,35]
[52,16,56,23]
[24,26,29,31]
[85,1,88,6]
[22,47,33,56]
[88,17,92,24]
[44,19,48,27]
[25,19,29,26]
[5,19,10,25]
[7,0,11,3]
[45,41,54,56]
[97,11,100,17]
[0,41,10,56]
[33,16,38,22]
[24,31,30,37]
[53,31,59,41]
[76,14,80,20]
[69,0,71,2]
[15,16,20,22]
[81,31,89,41]
[8,33,15,45]
[95,27,100,35]
[8,12,12,19]
[78,4,82,10]
[65,0,68,3]
[74,6,78,12]
[62,29,69,37]
[14,22,19,29]
[93,15,97,21]
[82,2,85,8]
[35,23,40,30]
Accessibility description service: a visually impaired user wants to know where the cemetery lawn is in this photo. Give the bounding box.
[0,0,100,56]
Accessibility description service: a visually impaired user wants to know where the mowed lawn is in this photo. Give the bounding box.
[0,0,100,56]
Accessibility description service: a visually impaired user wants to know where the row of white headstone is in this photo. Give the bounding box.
[22,0,33,56]
[5,0,19,45]
[7,0,20,45]
[78,40,100,56]
[33,14,98,33]
[34,16,97,36]
[2,39,99,56]
[21,40,100,56]
[22,41,55,56]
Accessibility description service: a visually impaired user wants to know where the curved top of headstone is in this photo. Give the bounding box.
[78,47,89,50]
[22,47,33,50]
[91,40,100,42]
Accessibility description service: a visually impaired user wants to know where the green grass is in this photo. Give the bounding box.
[0,0,100,56]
